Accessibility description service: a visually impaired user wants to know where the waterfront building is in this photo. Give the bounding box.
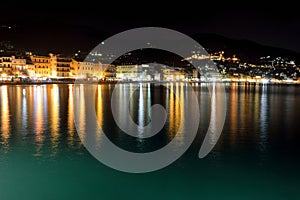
[0,56,12,74]
[30,54,52,77]
[71,58,103,78]
[116,64,165,81]
[162,68,185,81]
[11,56,27,76]
[25,58,35,77]
[56,57,72,77]
[116,65,141,80]
[102,64,116,80]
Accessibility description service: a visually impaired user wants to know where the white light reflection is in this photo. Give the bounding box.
[77,84,86,142]
[138,83,144,136]
[260,84,268,149]
[206,83,218,145]
[68,84,75,147]
[22,88,28,137]
[33,86,44,156]
[45,85,59,156]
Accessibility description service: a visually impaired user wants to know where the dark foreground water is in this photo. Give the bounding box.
[0,83,299,199]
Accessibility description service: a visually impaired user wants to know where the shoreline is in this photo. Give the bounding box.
[1,80,300,86]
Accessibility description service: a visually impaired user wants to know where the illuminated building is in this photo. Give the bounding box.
[192,69,199,80]
[71,58,103,78]
[102,64,116,80]
[0,56,12,74]
[116,65,140,80]
[11,56,27,76]
[115,64,159,81]
[56,57,71,77]
[25,59,35,77]
[116,64,187,81]
[30,54,51,77]
[162,68,185,81]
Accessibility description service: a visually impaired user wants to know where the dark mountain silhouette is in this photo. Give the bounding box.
[1,24,300,64]
[0,23,109,56]
[193,33,300,63]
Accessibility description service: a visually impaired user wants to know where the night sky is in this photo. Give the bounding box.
[1,2,300,54]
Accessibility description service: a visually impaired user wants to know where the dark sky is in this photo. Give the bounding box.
[1,2,300,54]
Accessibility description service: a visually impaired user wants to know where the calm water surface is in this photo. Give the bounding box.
[0,83,299,199]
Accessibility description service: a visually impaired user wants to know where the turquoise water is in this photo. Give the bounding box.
[0,83,299,199]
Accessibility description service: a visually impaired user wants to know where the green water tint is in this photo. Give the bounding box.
[0,84,299,199]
